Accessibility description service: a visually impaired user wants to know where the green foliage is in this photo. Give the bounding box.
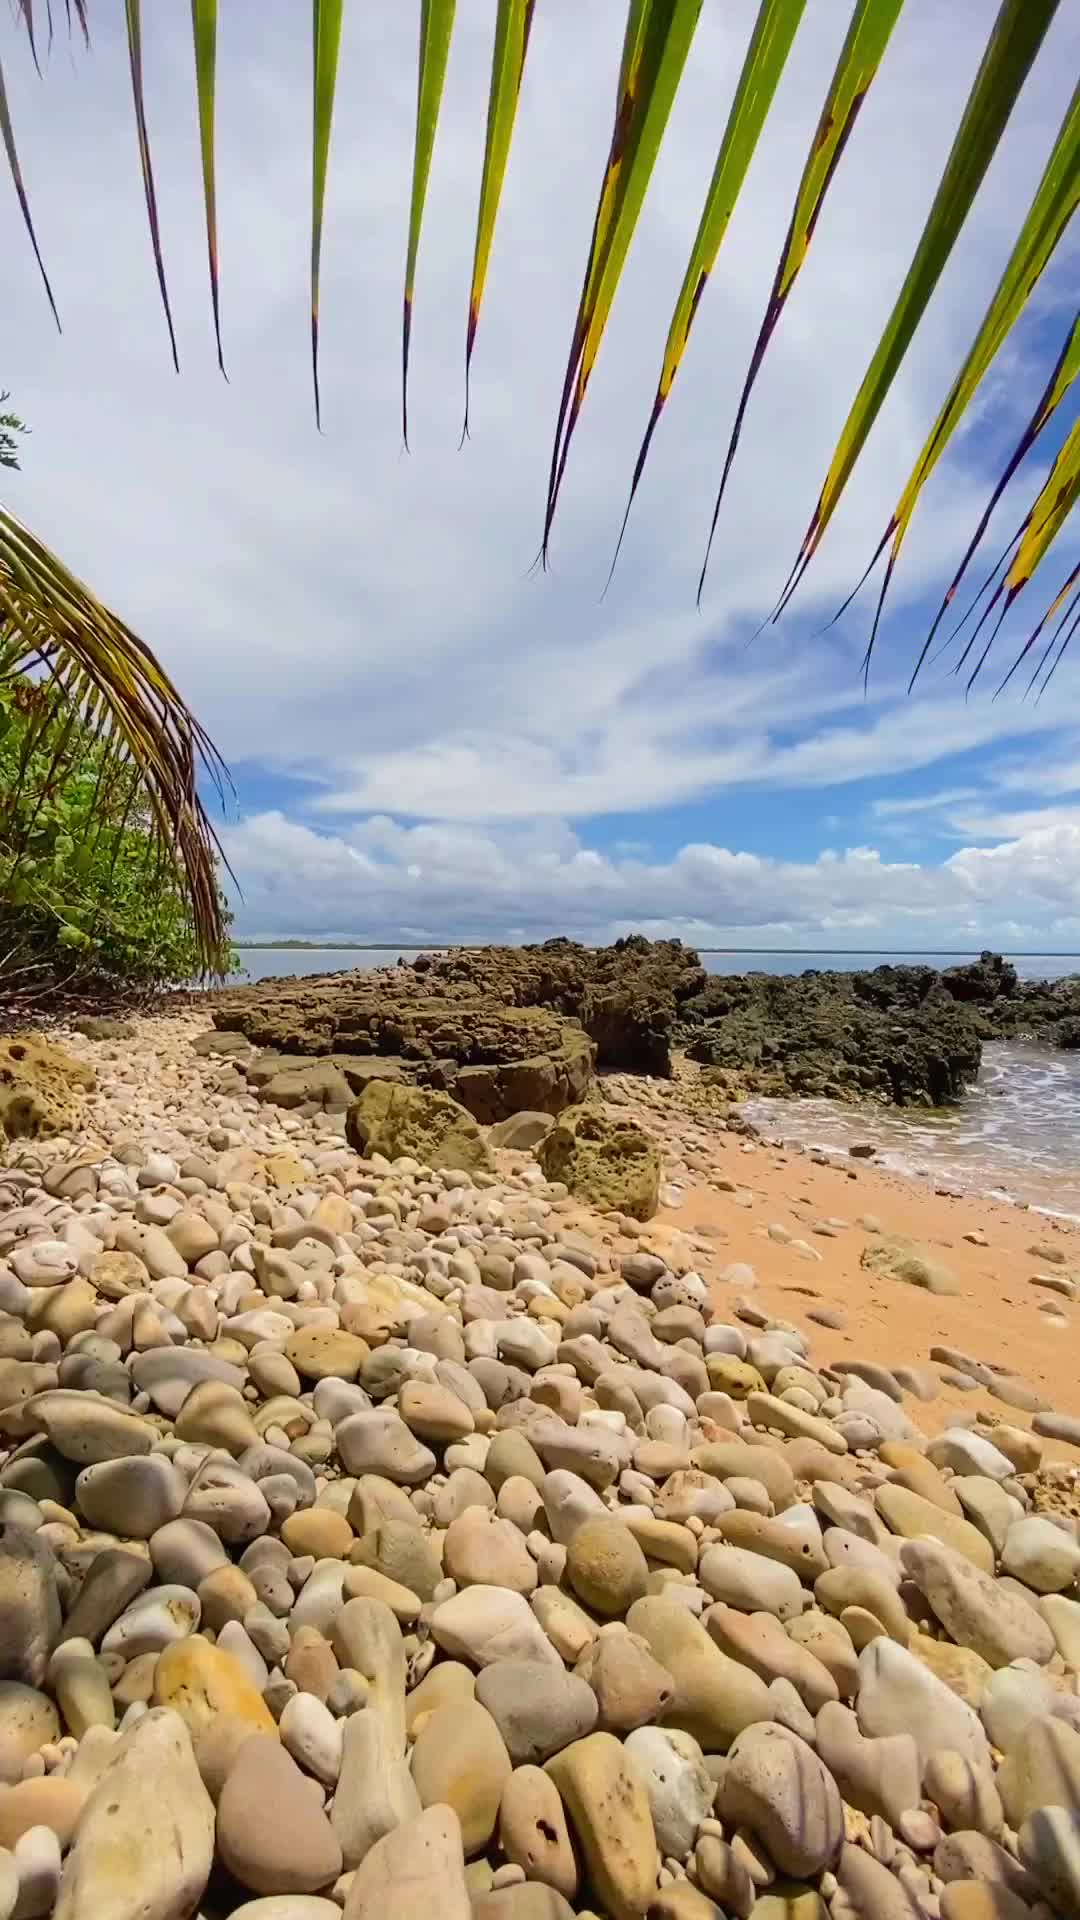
[0,676,235,992]
[0,392,27,471]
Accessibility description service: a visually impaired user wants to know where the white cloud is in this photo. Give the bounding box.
[223,808,1080,950]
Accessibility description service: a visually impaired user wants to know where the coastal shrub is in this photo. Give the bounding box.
[0,675,234,997]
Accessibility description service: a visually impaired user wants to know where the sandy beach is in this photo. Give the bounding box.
[622,1071,1080,1462]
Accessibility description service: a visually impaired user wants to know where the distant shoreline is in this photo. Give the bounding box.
[232,942,1080,958]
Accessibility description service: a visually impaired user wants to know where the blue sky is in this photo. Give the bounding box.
[3,1,1080,948]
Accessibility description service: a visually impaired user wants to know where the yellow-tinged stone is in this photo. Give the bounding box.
[876,1484,994,1573]
[749,1887,827,1920]
[313,1191,354,1234]
[263,1151,307,1188]
[545,1731,658,1920]
[706,1356,766,1400]
[909,1629,993,1708]
[152,1635,277,1744]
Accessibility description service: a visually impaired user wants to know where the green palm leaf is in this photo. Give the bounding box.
[853,75,1080,676]
[311,0,344,428]
[403,0,457,447]
[698,0,904,600]
[777,0,1060,627]
[910,307,1080,689]
[0,49,60,328]
[0,505,229,967]
[609,0,810,582]
[542,0,703,561]
[191,0,224,375]
[462,0,534,440]
[124,0,180,372]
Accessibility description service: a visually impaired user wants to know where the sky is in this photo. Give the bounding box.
[4,0,1080,952]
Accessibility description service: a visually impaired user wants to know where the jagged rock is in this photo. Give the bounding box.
[345,1082,491,1174]
[0,1035,94,1141]
[537,1106,661,1221]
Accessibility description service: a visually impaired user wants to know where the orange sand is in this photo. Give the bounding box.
[606,1080,1080,1471]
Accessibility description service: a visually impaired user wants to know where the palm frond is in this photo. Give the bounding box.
[851,73,1080,678]
[0,506,229,968]
[5,0,1079,683]
[311,0,344,429]
[697,0,905,600]
[191,0,224,375]
[462,0,534,441]
[403,0,457,447]
[776,0,1060,626]
[542,0,704,562]
[124,0,179,371]
[910,307,1080,689]
[0,44,60,327]
[608,0,810,586]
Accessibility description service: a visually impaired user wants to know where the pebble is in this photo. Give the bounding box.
[410,1698,511,1853]
[474,1660,597,1765]
[545,1732,658,1920]
[218,1733,342,1894]
[343,1803,470,1920]
[720,1723,842,1878]
[0,1010,1077,1920]
[54,1707,213,1920]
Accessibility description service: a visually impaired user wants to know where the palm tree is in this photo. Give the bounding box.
[1,0,1078,949]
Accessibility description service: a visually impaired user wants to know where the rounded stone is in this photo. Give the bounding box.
[410,1698,511,1855]
[1001,1517,1080,1595]
[217,1733,342,1894]
[566,1517,649,1618]
[151,1635,278,1745]
[74,1455,186,1540]
[444,1509,538,1595]
[0,1687,59,1787]
[719,1723,842,1879]
[498,1764,577,1900]
[475,1660,598,1765]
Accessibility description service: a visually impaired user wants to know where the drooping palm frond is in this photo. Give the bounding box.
[775,0,1062,630]
[311,0,344,428]
[0,42,59,327]
[191,0,224,376]
[402,0,456,447]
[910,308,1080,689]
[949,414,1080,689]
[607,0,812,586]
[3,0,1079,684]
[541,0,704,564]
[0,505,229,968]
[462,0,534,442]
[831,70,1080,679]
[124,0,179,373]
[696,0,905,602]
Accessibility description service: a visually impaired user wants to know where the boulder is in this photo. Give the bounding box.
[537,1106,661,1221]
[0,1035,94,1141]
[346,1082,491,1174]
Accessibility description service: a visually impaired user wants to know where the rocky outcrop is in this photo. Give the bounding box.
[681,967,983,1107]
[417,936,706,1076]
[212,982,595,1124]
[0,1036,95,1142]
[212,943,1080,1116]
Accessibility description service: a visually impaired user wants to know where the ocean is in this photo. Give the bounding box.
[224,948,1080,1217]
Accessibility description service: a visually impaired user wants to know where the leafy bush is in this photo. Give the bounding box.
[0,675,235,996]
